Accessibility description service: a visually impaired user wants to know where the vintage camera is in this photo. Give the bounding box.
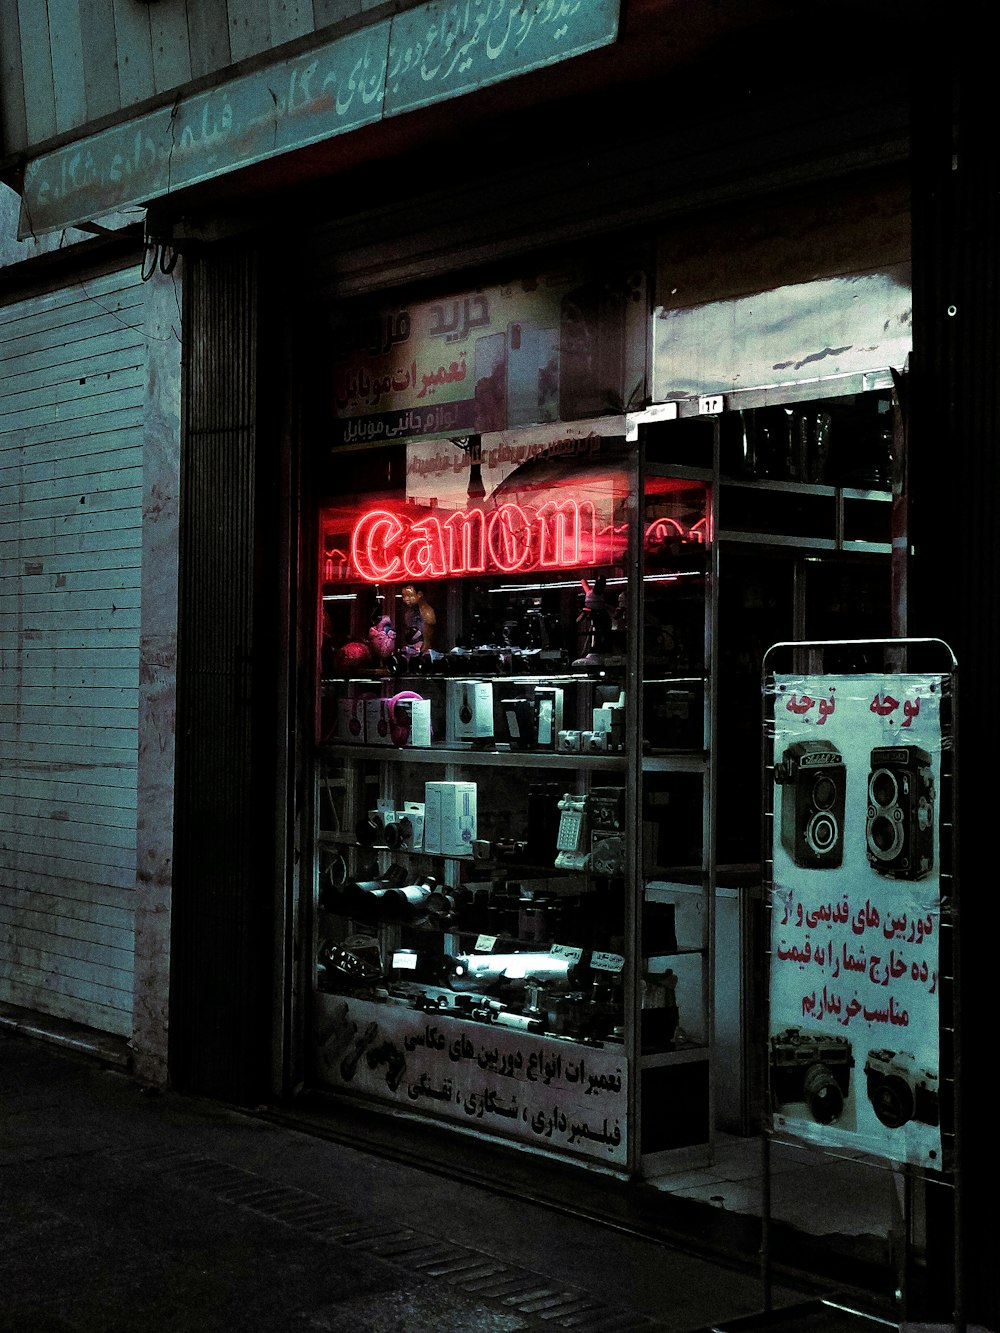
[866,745,935,880]
[769,1027,854,1124]
[776,740,846,868]
[581,729,609,753]
[864,1048,940,1129]
[557,729,582,753]
[316,934,384,992]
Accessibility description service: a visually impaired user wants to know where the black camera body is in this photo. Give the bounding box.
[769,1026,854,1124]
[776,740,846,868]
[866,745,935,880]
[864,1048,940,1128]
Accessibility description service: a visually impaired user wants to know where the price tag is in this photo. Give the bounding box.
[590,950,625,973]
[698,394,723,415]
[474,933,498,952]
[392,951,418,970]
[551,943,583,963]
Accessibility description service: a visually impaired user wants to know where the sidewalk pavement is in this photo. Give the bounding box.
[1,1027,891,1333]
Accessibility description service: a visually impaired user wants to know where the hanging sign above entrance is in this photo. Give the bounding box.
[18,0,621,239]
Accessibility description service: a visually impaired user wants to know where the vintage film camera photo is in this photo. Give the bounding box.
[863,1048,940,1129]
[776,739,846,869]
[769,1026,855,1125]
[866,745,935,880]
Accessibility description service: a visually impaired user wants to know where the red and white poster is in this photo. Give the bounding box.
[768,672,946,1170]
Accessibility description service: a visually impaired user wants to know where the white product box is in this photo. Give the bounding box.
[424,780,478,857]
[446,679,495,743]
[394,697,432,747]
[534,686,564,749]
[365,698,394,746]
[336,697,367,743]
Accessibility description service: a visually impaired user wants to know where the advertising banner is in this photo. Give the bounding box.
[768,672,945,1170]
[313,992,627,1166]
[330,269,645,445]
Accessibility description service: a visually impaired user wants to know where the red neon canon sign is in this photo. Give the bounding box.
[350,499,602,582]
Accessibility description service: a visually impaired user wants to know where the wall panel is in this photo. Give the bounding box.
[0,262,145,1037]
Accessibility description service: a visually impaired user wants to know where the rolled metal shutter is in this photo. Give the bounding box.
[0,263,145,1037]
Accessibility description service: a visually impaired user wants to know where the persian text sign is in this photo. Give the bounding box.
[19,0,619,238]
[313,992,627,1165]
[768,673,946,1170]
[385,0,619,113]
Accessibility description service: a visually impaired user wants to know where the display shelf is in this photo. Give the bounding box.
[319,742,630,771]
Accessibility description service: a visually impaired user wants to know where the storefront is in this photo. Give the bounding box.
[295,207,915,1193]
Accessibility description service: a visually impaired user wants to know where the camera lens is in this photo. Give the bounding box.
[868,814,896,853]
[812,775,838,810]
[806,811,839,856]
[868,1074,914,1128]
[869,768,898,808]
[803,1061,845,1124]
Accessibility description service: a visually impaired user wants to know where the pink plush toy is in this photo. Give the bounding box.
[368,614,396,661]
[331,640,373,674]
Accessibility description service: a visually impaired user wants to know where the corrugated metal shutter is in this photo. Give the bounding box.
[0,264,145,1037]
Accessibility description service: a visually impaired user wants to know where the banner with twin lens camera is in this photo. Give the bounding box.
[767,671,945,1170]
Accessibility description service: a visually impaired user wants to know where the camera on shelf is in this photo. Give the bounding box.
[556,730,582,753]
[383,802,425,852]
[581,730,608,754]
[866,745,935,880]
[776,740,846,869]
[317,934,384,992]
[864,1048,940,1128]
[769,1026,854,1124]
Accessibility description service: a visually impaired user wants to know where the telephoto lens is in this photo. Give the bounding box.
[382,876,437,920]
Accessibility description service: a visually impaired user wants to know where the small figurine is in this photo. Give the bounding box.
[574,575,612,664]
[401,583,437,656]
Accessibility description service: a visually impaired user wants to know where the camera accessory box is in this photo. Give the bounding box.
[389,692,432,747]
[446,679,495,744]
[365,698,394,746]
[533,685,564,749]
[424,780,478,857]
[335,697,368,743]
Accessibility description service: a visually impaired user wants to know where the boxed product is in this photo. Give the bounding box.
[533,686,564,749]
[424,780,477,857]
[335,697,367,743]
[446,679,495,744]
[365,698,394,746]
[394,697,432,747]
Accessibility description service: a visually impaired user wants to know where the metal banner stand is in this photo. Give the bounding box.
[757,637,959,1333]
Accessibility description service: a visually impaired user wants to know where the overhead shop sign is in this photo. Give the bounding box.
[18,0,620,239]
